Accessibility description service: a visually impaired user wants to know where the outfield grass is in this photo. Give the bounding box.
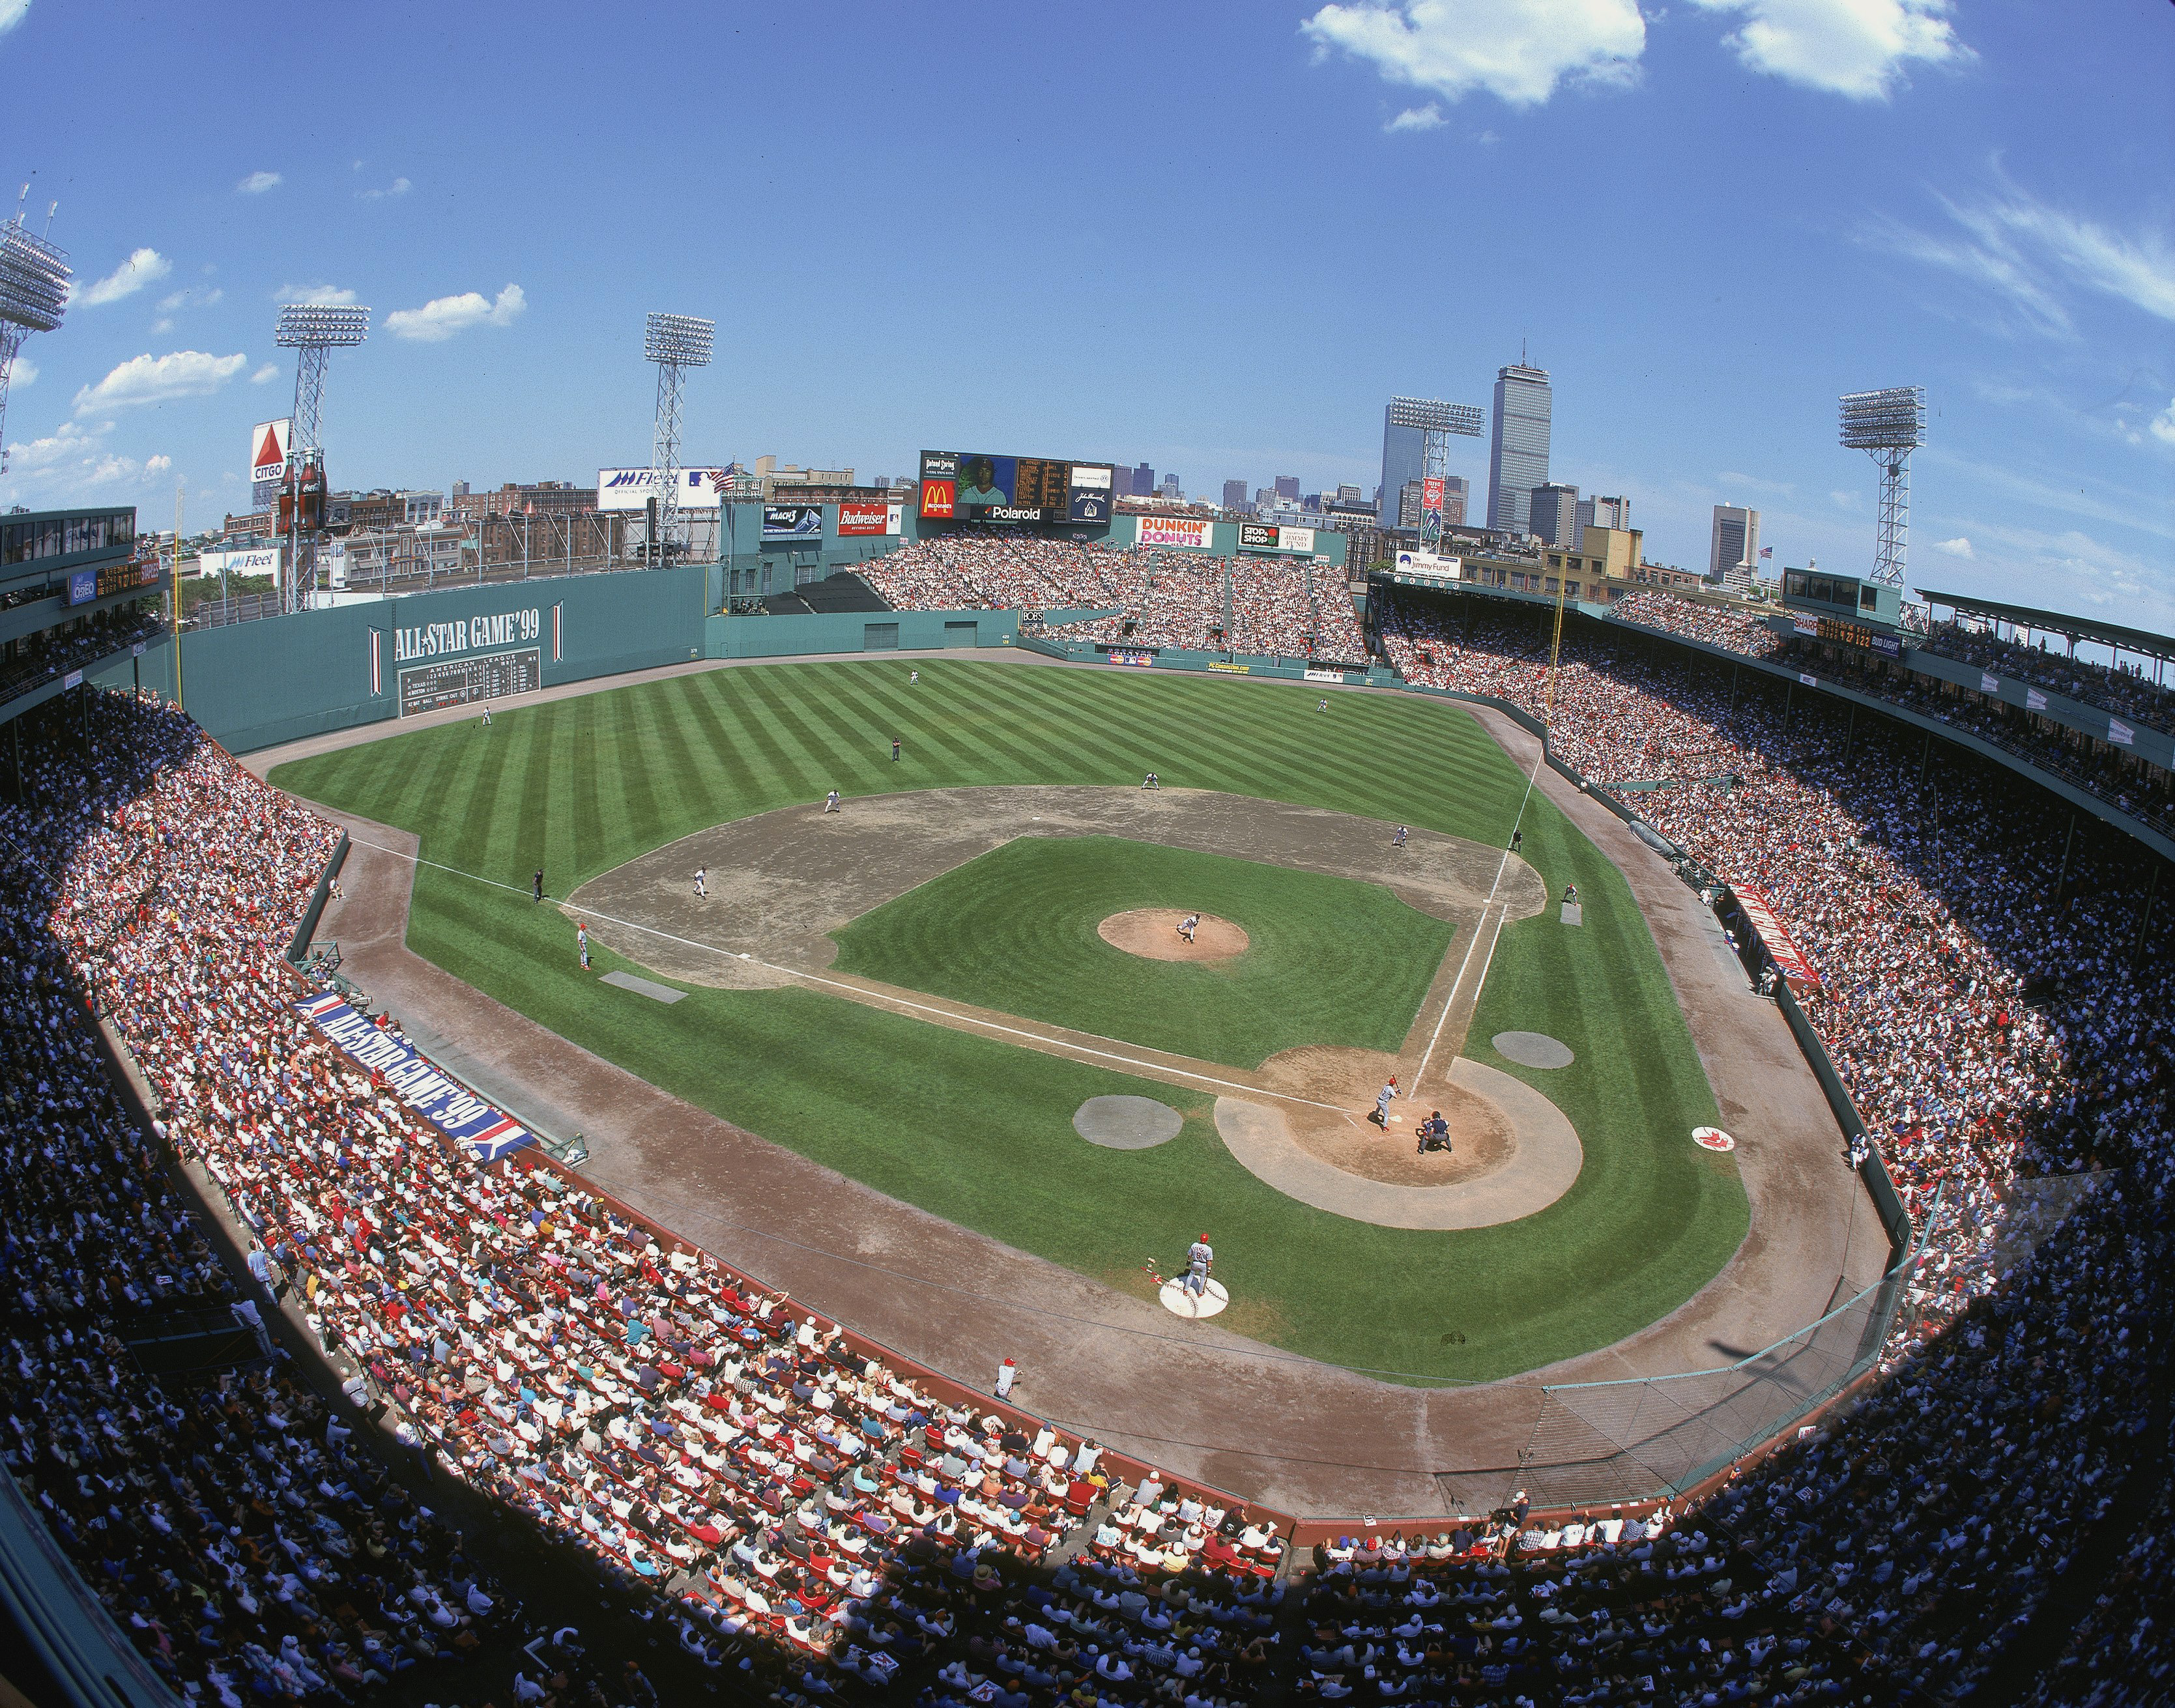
[832,835,1456,1067]
[272,659,1746,1382]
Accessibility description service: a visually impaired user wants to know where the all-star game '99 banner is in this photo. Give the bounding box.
[295,993,535,1162]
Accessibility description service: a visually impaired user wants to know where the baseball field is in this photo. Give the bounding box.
[271,658,1747,1383]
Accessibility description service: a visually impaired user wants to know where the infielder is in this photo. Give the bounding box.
[1392,825,1409,848]
[694,867,707,898]
[1178,913,1200,945]
[824,789,841,814]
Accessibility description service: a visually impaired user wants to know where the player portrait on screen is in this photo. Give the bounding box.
[956,455,1010,508]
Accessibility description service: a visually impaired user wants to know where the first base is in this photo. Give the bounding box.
[1159,1278,1230,1320]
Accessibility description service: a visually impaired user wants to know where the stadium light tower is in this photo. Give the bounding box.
[275,304,369,611]
[1838,386,1926,590]
[1386,395,1484,549]
[644,312,713,565]
[0,192,70,475]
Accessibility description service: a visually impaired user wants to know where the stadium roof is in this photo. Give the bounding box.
[1915,586,2175,666]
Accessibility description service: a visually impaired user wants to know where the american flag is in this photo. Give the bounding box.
[1759,546,1773,558]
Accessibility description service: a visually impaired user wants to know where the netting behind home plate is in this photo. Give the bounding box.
[1458,1175,2103,1514]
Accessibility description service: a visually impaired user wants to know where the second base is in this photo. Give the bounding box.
[1159,1277,1230,1320]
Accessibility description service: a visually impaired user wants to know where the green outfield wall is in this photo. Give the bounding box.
[95,565,709,754]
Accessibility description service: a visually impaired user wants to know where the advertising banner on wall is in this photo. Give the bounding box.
[250,418,291,511]
[596,468,727,512]
[918,450,958,519]
[296,992,535,1162]
[836,502,893,537]
[1422,476,1445,547]
[1238,523,1280,551]
[1067,463,1114,524]
[197,547,281,581]
[761,504,824,540]
[1136,516,1215,550]
[1729,885,1822,995]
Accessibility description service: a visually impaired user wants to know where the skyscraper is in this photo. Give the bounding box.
[1529,483,1580,548]
[1132,463,1155,497]
[1589,494,1630,532]
[1274,476,1300,502]
[1222,479,1249,511]
[1487,363,1552,536]
[1379,403,1424,523]
[1710,505,1761,585]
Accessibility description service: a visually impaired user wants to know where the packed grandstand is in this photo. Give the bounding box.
[3,584,2170,1705]
[858,536,1368,662]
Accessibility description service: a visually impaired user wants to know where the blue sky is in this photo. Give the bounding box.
[1,1,2170,629]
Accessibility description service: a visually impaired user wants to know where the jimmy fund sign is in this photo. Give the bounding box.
[394,606,544,716]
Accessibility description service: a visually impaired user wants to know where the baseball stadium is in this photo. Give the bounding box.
[3,487,2169,1708]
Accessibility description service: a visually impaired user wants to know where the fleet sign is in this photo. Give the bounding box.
[596,468,727,512]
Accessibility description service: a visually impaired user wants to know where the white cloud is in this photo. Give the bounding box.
[251,362,280,385]
[237,170,282,195]
[359,175,412,201]
[2152,399,2175,448]
[275,283,358,306]
[1303,0,1644,109]
[145,453,172,475]
[76,247,173,307]
[1475,128,1501,145]
[0,420,166,503]
[1868,177,2175,339]
[1933,535,1974,558]
[384,283,525,342]
[72,349,248,414]
[1686,0,1968,100]
[0,0,26,36]
[9,357,33,389]
[1385,103,1445,132]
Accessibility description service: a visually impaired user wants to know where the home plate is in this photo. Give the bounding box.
[1159,1279,1230,1320]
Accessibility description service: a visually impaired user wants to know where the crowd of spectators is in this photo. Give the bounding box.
[1379,590,2172,1696]
[858,536,1136,615]
[1606,590,1784,660]
[4,689,1291,1706]
[1917,619,2175,733]
[0,601,164,702]
[857,534,1364,661]
[5,651,2172,1705]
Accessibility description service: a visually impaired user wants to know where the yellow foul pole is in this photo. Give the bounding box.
[170,483,184,712]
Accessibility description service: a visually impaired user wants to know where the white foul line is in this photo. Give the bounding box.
[1411,730,1550,1090]
[336,831,1354,1117]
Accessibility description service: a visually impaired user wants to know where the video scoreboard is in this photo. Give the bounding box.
[919,450,1114,526]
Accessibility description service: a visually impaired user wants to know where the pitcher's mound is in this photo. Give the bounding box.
[1098,909,1249,963]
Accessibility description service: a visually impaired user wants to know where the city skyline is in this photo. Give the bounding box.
[0,3,2167,623]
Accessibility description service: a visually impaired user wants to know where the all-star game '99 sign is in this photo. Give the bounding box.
[920,450,1114,526]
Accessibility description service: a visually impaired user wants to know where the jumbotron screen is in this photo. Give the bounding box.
[919,450,1114,525]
